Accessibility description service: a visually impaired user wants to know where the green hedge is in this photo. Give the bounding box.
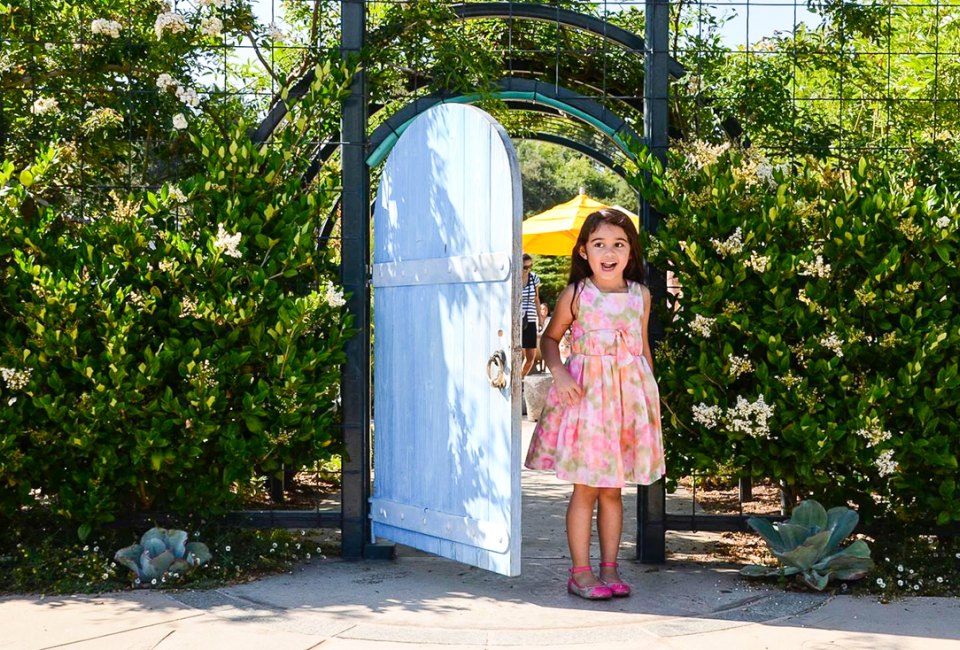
[634,144,960,527]
[0,63,356,539]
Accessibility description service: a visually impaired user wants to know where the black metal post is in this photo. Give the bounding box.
[638,0,671,564]
[340,0,372,560]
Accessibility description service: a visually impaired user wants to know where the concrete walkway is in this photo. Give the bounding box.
[2,421,958,649]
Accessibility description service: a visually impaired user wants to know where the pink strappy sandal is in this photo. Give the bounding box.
[567,566,613,600]
[599,561,632,597]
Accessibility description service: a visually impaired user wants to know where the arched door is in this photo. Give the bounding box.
[370,103,523,576]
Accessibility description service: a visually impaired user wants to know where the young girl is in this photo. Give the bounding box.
[525,208,665,600]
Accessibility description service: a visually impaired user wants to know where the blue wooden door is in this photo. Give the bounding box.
[371,103,523,576]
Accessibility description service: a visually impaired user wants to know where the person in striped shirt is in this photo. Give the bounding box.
[520,253,543,377]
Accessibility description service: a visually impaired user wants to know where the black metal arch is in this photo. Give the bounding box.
[523,132,629,181]
[253,2,687,145]
[366,77,642,167]
[450,2,685,78]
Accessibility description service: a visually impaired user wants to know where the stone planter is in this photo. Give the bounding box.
[522,373,553,422]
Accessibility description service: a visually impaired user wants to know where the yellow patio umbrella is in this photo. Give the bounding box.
[521,192,641,257]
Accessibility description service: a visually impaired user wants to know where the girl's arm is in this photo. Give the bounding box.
[640,285,655,373]
[541,284,583,405]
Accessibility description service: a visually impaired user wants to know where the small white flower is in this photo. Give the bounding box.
[689,314,715,338]
[1,367,32,391]
[91,18,122,38]
[151,578,157,585]
[937,576,944,583]
[155,12,188,38]
[30,96,59,115]
[213,223,242,258]
[819,332,844,358]
[897,579,904,586]
[268,21,286,41]
[711,227,744,257]
[44,42,55,51]
[913,584,920,591]
[936,216,951,229]
[798,254,832,278]
[175,86,200,107]
[692,403,722,429]
[200,16,223,37]
[102,573,109,580]
[875,449,897,477]
[727,354,754,378]
[321,280,346,308]
[156,73,179,92]
[172,113,188,130]
[898,564,904,572]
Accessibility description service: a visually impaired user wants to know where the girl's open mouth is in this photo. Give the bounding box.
[601,262,618,272]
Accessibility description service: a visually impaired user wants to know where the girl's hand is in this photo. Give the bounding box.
[550,368,583,407]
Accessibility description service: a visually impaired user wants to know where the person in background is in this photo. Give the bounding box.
[520,253,542,377]
[525,208,665,601]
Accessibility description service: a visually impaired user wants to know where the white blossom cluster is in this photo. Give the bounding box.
[711,227,743,257]
[180,296,200,318]
[684,140,730,170]
[176,86,200,107]
[213,223,242,258]
[898,219,922,241]
[689,314,716,338]
[172,113,188,130]
[268,21,286,42]
[879,331,899,349]
[936,216,951,229]
[745,251,769,273]
[31,96,59,115]
[1,367,32,391]
[776,371,801,388]
[875,449,897,477]
[692,394,775,439]
[798,254,832,278]
[156,73,178,92]
[321,280,346,308]
[166,185,188,203]
[692,403,722,429]
[819,332,844,357]
[200,16,223,37]
[199,0,228,6]
[728,394,775,438]
[155,12,188,39]
[191,359,218,388]
[728,354,754,377]
[754,161,777,189]
[856,423,892,447]
[159,259,175,272]
[91,19,122,38]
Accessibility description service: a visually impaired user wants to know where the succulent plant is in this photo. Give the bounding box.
[114,527,212,585]
[739,499,875,590]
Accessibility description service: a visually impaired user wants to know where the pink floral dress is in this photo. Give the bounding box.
[525,278,665,487]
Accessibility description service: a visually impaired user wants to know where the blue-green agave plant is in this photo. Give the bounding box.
[114,527,212,585]
[739,499,875,590]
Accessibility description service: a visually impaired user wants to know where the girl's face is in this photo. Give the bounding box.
[579,222,631,282]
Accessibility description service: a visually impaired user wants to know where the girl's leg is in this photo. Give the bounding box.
[597,487,624,583]
[567,483,601,587]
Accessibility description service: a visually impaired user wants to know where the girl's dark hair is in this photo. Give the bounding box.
[567,208,645,312]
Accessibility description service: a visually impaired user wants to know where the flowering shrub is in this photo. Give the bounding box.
[0,60,356,537]
[634,143,960,527]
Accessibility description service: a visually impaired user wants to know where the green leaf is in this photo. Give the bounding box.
[244,415,264,433]
[19,169,33,187]
[789,500,828,531]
